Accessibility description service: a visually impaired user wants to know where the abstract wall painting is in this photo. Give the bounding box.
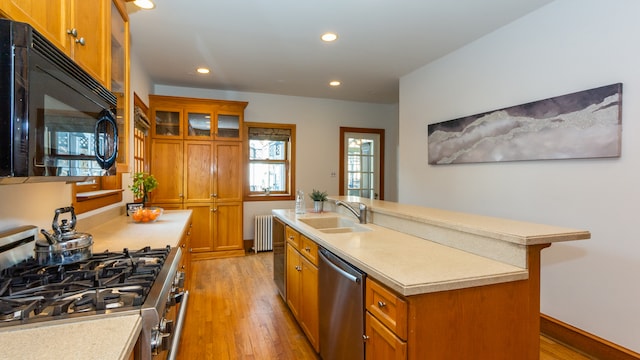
[427,83,622,165]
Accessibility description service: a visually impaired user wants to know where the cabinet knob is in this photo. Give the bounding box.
[75,37,86,46]
[362,335,370,342]
[213,193,218,198]
[305,247,311,252]
[66,28,78,37]
[288,235,294,240]
[377,301,387,308]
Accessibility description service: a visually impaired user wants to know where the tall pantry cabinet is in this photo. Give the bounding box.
[149,95,247,259]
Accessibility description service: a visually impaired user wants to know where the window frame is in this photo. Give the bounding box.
[243,122,296,201]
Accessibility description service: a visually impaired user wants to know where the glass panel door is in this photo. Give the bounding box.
[341,130,383,200]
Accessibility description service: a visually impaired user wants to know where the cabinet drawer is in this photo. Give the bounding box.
[285,226,300,250]
[299,235,318,266]
[366,278,408,340]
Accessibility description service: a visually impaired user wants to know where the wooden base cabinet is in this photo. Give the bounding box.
[365,268,540,360]
[365,312,407,360]
[285,228,319,352]
[187,202,244,259]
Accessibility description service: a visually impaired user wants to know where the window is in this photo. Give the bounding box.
[244,123,296,200]
[133,105,151,175]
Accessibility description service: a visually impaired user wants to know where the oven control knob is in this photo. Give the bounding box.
[150,328,171,355]
[160,318,174,334]
[174,271,185,288]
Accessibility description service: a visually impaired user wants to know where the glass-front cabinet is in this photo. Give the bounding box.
[186,106,215,139]
[149,95,247,141]
[216,112,241,139]
[153,107,183,137]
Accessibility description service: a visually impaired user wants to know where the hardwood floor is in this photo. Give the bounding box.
[176,251,591,360]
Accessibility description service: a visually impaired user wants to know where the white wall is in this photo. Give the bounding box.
[154,85,398,241]
[399,0,640,352]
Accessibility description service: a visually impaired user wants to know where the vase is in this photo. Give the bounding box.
[314,200,324,213]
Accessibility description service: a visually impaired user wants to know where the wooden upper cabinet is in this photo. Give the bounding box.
[0,0,70,53]
[213,142,243,202]
[150,139,184,204]
[0,0,110,86]
[184,141,214,202]
[110,0,130,172]
[69,0,108,84]
[150,95,247,141]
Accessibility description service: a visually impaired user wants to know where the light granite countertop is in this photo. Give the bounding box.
[275,209,529,296]
[275,199,589,296]
[0,210,193,360]
[0,314,141,360]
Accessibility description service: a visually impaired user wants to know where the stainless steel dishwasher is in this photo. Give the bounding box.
[319,247,366,360]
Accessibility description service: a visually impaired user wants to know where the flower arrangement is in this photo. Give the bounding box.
[129,172,158,202]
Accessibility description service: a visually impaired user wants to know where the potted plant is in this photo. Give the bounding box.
[129,172,159,205]
[309,189,328,213]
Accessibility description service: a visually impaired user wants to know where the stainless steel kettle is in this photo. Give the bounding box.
[36,206,93,265]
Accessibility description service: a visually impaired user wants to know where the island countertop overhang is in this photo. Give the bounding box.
[273,198,590,296]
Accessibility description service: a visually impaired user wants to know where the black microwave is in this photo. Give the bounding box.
[0,19,118,184]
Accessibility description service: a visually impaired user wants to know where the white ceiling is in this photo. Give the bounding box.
[126,0,554,104]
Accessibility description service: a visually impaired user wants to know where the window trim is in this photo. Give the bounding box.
[243,122,296,201]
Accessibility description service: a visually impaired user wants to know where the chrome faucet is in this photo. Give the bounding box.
[335,200,367,224]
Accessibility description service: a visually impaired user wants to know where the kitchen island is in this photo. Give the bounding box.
[274,197,590,359]
[0,210,192,360]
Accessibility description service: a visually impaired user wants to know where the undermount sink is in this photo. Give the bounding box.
[299,216,371,233]
[319,227,369,234]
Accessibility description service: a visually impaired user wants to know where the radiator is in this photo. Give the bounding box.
[254,215,273,252]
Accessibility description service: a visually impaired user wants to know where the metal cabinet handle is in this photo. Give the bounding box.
[67,28,78,37]
[305,247,311,252]
[363,335,370,341]
[377,301,387,308]
[288,235,294,240]
[75,37,85,46]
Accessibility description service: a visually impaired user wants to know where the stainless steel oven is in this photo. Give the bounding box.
[0,18,118,184]
[0,226,188,360]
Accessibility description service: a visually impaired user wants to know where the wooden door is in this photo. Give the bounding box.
[213,142,242,202]
[300,256,319,352]
[286,244,301,319]
[0,0,69,53]
[184,141,213,203]
[365,312,407,360]
[185,203,213,253]
[212,202,242,252]
[150,139,184,204]
[70,0,108,84]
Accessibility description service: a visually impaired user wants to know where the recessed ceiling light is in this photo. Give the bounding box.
[329,80,341,87]
[133,0,155,10]
[196,67,210,74]
[321,33,338,42]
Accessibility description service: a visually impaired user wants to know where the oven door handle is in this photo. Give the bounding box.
[167,290,189,360]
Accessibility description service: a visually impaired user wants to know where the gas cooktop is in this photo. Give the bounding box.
[0,246,171,326]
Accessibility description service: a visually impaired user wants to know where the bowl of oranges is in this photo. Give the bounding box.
[129,207,163,223]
